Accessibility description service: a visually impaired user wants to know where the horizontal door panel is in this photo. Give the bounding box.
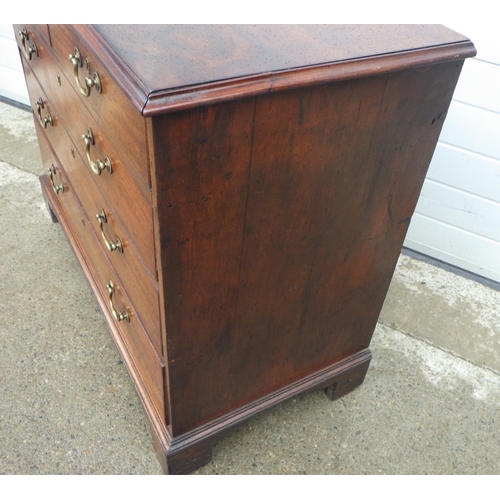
[453,58,500,113]
[0,35,23,70]
[405,213,500,283]
[427,143,500,203]
[415,179,500,241]
[439,101,500,160]
[0,65,29,104]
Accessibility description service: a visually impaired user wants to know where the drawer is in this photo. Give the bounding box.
[36,121,163,356]
[24,51,156,278]
[34,127,70,203]
[37,133,165,422]
[13,25,50,66]
[48,24,150,188]
[13,24,55,94]
[21,57,68,174]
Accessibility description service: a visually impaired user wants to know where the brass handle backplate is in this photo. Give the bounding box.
[96,209,123,253]
[19,27,38,60]
[106,280,130,322]
[82,128,112,175]
[48,165,63,194]
[36,98,53,128]
[69,47,101,97]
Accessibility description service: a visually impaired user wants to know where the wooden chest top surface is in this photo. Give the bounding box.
[93,24,467,89]
[85,24,475,115]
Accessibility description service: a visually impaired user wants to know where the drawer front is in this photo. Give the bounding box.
[38,120,163,356]
[21,56,69,173]
[37,131,165,422]
[48,24,150,188]
[23,48,156,278]
[78,224,165,422]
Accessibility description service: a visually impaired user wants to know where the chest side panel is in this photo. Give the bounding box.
[154,61,463,435]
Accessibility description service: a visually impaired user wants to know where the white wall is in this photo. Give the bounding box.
[0,25,29,105]
[404,22,500,283]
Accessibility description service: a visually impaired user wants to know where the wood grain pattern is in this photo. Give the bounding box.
[93,24,469,91]
[155,349,372,474]
[89,24,475,116]
[151,99,256,435]
[141,42,476,116]
[151,60,464,436]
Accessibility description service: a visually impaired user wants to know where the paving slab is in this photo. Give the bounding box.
[0,101,42,175]
[380,254,500,373]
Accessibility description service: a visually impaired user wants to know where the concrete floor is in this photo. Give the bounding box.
[1,100,500,475]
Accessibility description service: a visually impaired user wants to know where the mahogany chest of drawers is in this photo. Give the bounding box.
[15,24,475,474]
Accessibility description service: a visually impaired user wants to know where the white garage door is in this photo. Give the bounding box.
[404,22,500,284]
[0,25,29,106]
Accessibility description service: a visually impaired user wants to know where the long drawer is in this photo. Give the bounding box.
[18,47,157,279]
[36,128,165,422]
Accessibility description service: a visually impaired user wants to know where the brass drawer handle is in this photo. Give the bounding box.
[69,47,101,97]
[48,165,63,194]
[106,280,130,322]
[19,27,38,60]
[96,209,123,253]
[36,98,53,128]
[82,128,112,175]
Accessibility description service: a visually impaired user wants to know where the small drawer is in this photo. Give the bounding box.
[38,120,163,356]
[21,57,68,174]
[38,141,165,422]
[48,24,150,189]
[13,25,49,65]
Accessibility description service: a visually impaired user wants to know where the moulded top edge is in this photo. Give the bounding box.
[86,24,476,115]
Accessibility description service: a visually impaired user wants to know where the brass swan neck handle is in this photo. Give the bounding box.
[69,47,101,97]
